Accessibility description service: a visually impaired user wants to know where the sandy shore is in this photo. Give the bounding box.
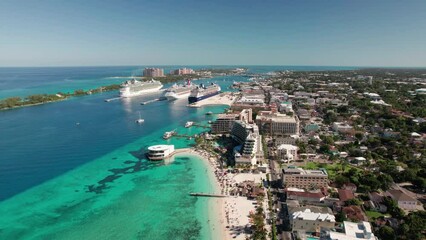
[188,92,239,108]
[174,149,230,240]
[176,148,263,240]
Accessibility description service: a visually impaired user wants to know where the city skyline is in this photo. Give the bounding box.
[1,0,426,67]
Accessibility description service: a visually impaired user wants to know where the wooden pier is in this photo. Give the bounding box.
[189,192,227,198]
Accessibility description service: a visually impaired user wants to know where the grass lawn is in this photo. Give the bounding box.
[365,210,388,220]
[302,161,361,180]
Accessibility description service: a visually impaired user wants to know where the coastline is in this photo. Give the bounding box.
[172,149,229,240]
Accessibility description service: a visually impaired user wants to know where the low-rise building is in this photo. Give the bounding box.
[385,189,419,211]
[320,221,377,240]
[290,208,335,234]
[286,190,326,203]
[283,167,328,189]
[276,144,298,160]
[332,122,353,133]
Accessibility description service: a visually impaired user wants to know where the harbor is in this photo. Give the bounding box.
[188,92,239,108]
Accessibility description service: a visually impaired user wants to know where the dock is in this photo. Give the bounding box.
[189,192,228,198]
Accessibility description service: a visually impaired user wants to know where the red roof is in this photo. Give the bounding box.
[287,191,325,199]
[342,205,367,222]
[338,189,355,202]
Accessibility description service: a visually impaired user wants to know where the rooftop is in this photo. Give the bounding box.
[292,209,335,222]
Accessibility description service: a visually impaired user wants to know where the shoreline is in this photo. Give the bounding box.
[173,148,259,240]
[172,149,229,240]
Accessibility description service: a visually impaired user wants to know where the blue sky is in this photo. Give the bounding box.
[0,0,425,67]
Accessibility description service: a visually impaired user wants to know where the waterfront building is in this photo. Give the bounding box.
[211,109,253,135]
[143,68,164,77]
[256,110,299,136]
[231,120,256,144]
[211,114,238,134]
[290,208,335,234]
[146,145,175,160]
[320,221,377,240]
[276,144,298,160]
[170,68,195,75]
[283,167,328,189]
[231,119,261,166]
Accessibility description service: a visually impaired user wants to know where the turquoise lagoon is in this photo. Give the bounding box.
[0,66,357,239]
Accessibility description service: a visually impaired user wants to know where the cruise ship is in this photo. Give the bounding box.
[119,78,163,98]
[188,83,221,103]
[164,80,195,100]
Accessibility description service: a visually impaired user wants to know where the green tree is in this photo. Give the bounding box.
[377,226,396,240]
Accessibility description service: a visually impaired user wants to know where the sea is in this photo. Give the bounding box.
[0,65,357,239]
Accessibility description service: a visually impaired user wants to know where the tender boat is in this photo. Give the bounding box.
[185,121,194,128]
[163,130,176,139]
[135,112,144,124]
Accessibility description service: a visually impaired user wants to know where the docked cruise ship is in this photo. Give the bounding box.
[164,80,195,100]
[119,78,163,98]
[188,83,221,103]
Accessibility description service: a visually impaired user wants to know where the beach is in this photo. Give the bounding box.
[179,148,268,240]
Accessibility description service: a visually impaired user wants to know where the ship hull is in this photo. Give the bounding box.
[164,91,191,101]
[120,85,163,98]
[188,91,220,103]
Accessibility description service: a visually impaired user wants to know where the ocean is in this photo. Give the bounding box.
[0,66,357,239]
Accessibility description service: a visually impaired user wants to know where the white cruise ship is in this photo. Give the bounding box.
[164,80,195,100]
[188,83,221,103]
[119,78,163,98]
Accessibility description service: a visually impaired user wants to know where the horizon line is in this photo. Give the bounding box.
[1,64,426,69]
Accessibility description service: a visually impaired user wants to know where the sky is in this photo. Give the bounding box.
[0,0,426,67]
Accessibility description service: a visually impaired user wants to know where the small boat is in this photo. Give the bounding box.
[163,130,176,139]
[206,111,213,115]
[208,120,213,124]
[185,121,194,128]
[135,112,144,124]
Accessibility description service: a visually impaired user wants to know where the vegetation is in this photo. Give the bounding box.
[249,196,268,240]
[0,84,121,110]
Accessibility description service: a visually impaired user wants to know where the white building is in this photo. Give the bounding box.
[385,189,419,211]
[332,122,353,133]
[147,145,175,160]
[277,144,298,161]
[291,208,335,233]
[321,221,377,240]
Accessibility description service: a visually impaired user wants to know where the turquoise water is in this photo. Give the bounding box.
[0,66,358,239]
